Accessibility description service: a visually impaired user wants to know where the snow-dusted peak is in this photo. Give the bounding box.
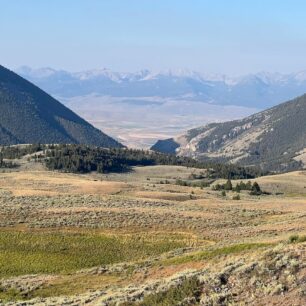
[255,71,287,85]
[74,68,122,82]
[15,66,306,109]
[291,70,306,83]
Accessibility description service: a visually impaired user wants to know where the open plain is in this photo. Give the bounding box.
[0,163,306,305]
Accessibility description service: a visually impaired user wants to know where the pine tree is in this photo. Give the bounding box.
[224,179,233,190]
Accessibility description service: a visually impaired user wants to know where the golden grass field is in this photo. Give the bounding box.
[0,165,305,305]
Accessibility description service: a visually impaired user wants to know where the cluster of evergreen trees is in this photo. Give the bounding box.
[207,163,263,179]
[44,144,197,173]
[43,144,262,178]
[0,144,46,159]
[213,179,263,195]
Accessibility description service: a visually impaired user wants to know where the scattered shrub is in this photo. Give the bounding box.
[250,182,262,195]
[288,234,306,244]
[233,194,241,200]
[136,276,201,306]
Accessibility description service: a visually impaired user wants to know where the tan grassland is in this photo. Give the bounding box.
[0,165,305,305]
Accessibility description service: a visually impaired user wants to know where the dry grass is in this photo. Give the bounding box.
[132,191,193,201]
[246,170,306,195]
[0,171,129,196]
[1,165,306,304]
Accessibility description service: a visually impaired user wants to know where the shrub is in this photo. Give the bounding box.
[250,182,262,195]
[137,276,201,306]
[212,183,223,191]
[288,235,299,243]
[233,194,240,200]
[288,234,306,244]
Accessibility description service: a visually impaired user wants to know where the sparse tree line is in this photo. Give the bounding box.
[212,179,265,196]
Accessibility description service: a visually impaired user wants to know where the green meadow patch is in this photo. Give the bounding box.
[161,242,272,266]
[0,231,186,277]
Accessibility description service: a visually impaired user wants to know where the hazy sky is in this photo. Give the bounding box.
[2,0,306,75]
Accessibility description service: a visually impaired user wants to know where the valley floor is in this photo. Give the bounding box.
[0,165,306,305]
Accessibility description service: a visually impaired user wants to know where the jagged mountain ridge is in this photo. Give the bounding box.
[16,66,306,109]
[151,93,306,172]
[0,65,123,147]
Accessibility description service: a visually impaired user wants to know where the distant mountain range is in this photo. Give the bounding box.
[151,93,306,172]
[0,65,122,147]
[4,64,306,173]
[16,66,306,109]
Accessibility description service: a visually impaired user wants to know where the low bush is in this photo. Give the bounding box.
[232,194,241,200]
[288,234,306,244]
[132,276,201,306]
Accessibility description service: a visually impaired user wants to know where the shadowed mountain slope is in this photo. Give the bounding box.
[0,65,122,147]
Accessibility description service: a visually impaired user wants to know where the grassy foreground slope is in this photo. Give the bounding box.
[0,162,305,304]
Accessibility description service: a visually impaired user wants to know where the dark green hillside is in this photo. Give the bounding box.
[0,65,122,147]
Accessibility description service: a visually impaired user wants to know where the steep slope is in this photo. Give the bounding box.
[151,93,306,172]
[0,65,122,147]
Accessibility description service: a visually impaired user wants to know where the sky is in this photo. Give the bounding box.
[2,0,306,75]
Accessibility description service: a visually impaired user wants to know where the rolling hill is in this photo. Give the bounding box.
[0,65,122,147]
[151,93,306,172]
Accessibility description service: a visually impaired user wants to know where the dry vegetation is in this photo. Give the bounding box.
[0,164,306,305]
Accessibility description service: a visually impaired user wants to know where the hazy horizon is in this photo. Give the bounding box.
[13,64,306,78]
[3,1,306,76]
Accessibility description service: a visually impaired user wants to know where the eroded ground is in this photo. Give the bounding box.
[0,165,306,305]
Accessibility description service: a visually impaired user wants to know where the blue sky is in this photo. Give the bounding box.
[1,0,306,75]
